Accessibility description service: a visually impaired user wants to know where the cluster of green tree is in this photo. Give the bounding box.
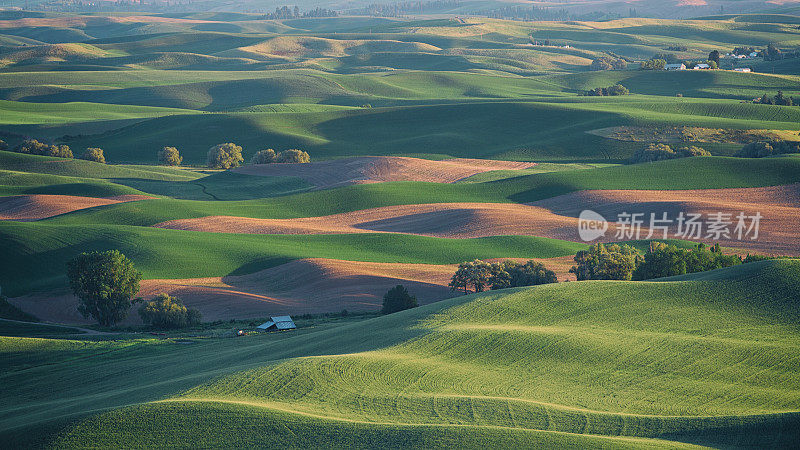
[251,148,311,164]
[584,84,629,96]
[449,259,557,294]
[664,45,688,52]
[139,293,201,329]
[260,6,337,19]
[653,53,682,64]
[732,46,756,56]
[764,43,784,61]
[569,242,752,281]
[640,59,666,70]
[755,91,797,106]
[735,140,800,158]
[67,250,202,328]
[381,285,418,314]
[12,139,73,158]
[10,139,107,163]
[632,242,742,280]
[487,5,571,21]
[570,244,642,281]
[82,147,105,164]
[158,146,182,166]
[207,143,312,169]
[487,6,616,21]
[630,144,710,163]
[589,57,627,71]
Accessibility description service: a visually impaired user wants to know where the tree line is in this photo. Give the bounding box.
[754,91,798,106]
[5,139,106,163]
[570,242,766,282]
[449,260,557,294]
[207,143,311,169]
[736,140,800,158]
[629,144,710,163]
[259,6,337,19]
[0,139,312,169]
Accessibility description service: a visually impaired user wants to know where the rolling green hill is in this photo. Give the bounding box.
[3,260,798,448]
[2,14,800,448]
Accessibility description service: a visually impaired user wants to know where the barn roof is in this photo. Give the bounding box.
[257,315,296,330]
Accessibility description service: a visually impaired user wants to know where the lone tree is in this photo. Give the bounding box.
[381,285,418,314]
[139,293,201,328]
[207,142,244,169]
[251,148,277,164]
[158,146,182,166]
[276,149,311,163]
[708,50,720,66]
[67,250,142,327]
[82,147,105,164]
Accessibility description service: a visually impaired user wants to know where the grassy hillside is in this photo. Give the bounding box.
[3,260,798,447]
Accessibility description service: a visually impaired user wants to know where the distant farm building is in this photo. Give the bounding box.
[665,63,686,71]
[257,316,297,331]
[693,63,711,70]
[734,67,751,72]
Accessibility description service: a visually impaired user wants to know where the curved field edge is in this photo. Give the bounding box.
[0,222,587,296]
[40,156,800,226]
[55,399,790,449]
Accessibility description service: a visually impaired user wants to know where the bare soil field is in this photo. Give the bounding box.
[156,184,800,256]
[0,194,154,221]
[233,156,537,188]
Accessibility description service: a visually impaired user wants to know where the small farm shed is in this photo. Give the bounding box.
[257,316,297,331]
[665,63,686,70]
